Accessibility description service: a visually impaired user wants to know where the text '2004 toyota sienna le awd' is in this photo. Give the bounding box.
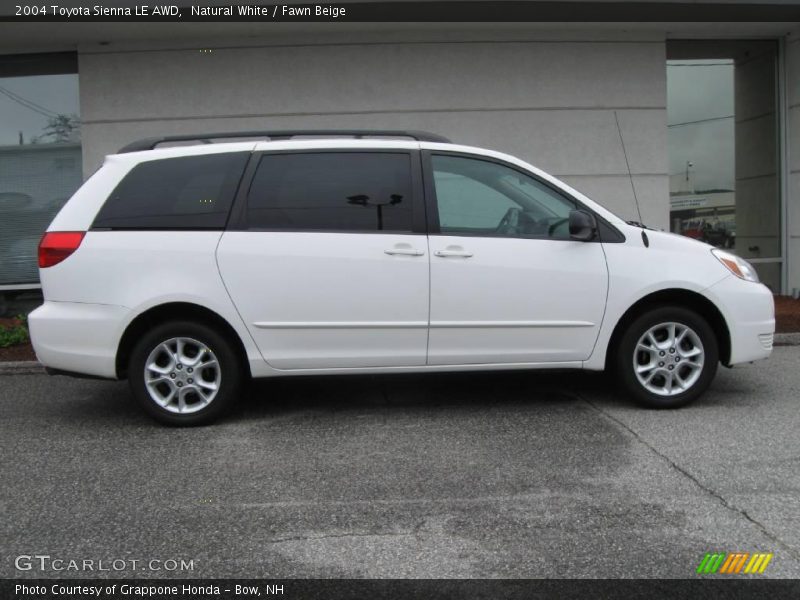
[28,130,775,425]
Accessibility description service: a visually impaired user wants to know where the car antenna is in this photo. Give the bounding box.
[614,111,644,226]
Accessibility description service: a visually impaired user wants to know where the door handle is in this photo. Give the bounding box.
[435,249,473,258]
[384,248,425,256]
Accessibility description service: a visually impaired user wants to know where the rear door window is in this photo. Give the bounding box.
[244,152,414,232]
[92,152,249,229]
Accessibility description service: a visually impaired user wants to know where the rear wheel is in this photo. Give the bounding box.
[616,306,718,408]
[128,320,243,425]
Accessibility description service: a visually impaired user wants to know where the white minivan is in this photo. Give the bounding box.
[28,130,775,425]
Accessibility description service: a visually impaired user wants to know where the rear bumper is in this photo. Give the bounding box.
[28,301,128,379]
[705,276,775,365]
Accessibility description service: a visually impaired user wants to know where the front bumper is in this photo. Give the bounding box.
[28,301,129,379]
[705,276,775,365]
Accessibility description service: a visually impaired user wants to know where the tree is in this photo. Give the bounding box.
[31,114,81,144]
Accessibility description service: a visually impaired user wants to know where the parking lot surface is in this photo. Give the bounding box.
[1,348,799,578]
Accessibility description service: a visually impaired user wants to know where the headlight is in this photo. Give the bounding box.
[711,249,760,283]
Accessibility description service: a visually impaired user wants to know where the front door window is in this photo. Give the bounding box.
[431,154,577,240]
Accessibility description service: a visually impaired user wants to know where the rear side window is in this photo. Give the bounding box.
[245,152,413,232]
[92,152,249,229]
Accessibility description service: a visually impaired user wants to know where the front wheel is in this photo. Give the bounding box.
[128,321,243,425]
[616,307,719,408]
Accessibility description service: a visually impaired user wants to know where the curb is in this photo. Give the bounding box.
[0,360,45,375]
[775,332,800,346]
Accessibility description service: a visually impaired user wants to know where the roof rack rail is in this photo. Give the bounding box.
[117,130,451,153]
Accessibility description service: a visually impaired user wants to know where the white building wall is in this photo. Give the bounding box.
[77,31,670,229]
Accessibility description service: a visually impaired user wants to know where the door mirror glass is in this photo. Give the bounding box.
[569,210,597,241]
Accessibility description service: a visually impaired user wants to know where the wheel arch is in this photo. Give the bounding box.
[604,288,731,370]
[115,302,251,379]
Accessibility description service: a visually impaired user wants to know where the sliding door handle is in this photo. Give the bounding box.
[434,249,473,258]
[385,248,425,256]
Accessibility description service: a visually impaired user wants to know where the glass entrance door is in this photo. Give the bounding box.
[667,40,781,291]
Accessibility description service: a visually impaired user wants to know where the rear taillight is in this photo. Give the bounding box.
[38,231,86,268]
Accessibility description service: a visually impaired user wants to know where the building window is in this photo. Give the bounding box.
[667,41,781,291]
[0,52,81,287]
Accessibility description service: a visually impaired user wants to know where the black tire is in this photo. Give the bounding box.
[128,320,243,425]
[615,306,719,409]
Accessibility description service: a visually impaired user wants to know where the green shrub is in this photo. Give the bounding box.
[0,314,29,348]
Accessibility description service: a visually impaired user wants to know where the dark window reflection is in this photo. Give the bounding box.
[93,153,249,230]
[246,152,413,232]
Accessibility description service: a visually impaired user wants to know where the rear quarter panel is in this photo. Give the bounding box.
[38,230,266,375]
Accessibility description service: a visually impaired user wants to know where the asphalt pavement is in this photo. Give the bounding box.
[1,347,799,579]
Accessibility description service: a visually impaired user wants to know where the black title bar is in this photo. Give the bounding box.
[2,2,800,22]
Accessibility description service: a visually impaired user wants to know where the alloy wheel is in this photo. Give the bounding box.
[632,322,705,396]
[144,337,221,414]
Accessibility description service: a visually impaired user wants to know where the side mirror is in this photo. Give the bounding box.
[569,210,597,242]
